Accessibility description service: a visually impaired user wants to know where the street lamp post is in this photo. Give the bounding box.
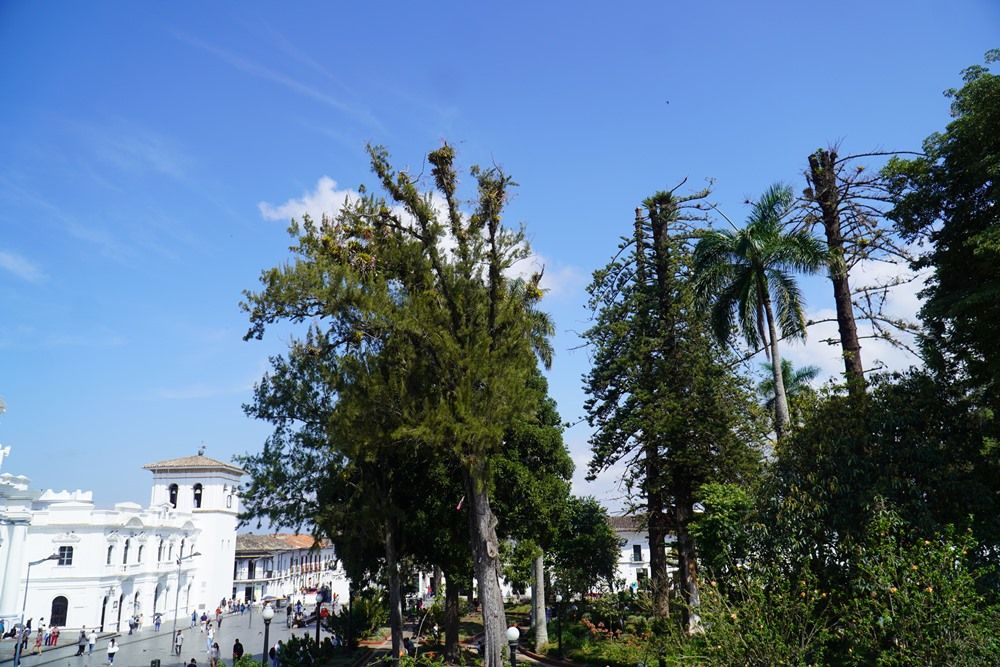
[555,594,563,658]
[169,551,202,651]
[314,591,323,645]
[262,604,275,667]
[13,553,59,667]
[505,626,520,667]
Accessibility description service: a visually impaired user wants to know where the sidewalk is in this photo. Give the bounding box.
[0,610,315,667]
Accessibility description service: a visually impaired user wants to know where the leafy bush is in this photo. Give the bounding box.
[234,657,262,667]
[835,506,1000,666]
[324,588,387,645]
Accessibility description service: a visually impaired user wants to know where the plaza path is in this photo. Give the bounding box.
[0,609,325,667]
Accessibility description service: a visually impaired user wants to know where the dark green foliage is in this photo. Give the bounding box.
[689,482,754,589]
[550,497,621,599]
[584,189,765,627]
[886,49,1000,411]
[325,589,388,644]
[765,370,1000,584]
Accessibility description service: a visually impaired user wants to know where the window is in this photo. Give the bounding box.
[158,540,164,562]
[632,544,642,562]
[50,596,68,626]
[137,545,144,563]
[193,484,203,509]
[168,544,173,560]
[636,568,648,583]
[180,538,185,559]
[57,546,74,566]
[123,539,130,565]
[107,545,114,565]
[168,484,178,508]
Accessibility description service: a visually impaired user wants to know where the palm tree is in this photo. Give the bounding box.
[693,183,827,439]
[759,359,820,426]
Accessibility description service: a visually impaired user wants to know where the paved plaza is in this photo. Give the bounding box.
[0,609,327,667]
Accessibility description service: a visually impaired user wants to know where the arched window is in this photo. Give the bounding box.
[107,545,114,565]
[157,540,164,562]
[50,596,68,626]
[137,545,144,563]
[168,484,178,508]
[193,484,203,509]
[123,539,130,565]
[180,538,185,559]
[168,544,173,560]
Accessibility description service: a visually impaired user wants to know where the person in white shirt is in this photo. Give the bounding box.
[87,629,97,655]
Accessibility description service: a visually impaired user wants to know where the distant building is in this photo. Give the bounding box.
[0,451,241,631]
[234,533,347,605]
[609,515,676,592]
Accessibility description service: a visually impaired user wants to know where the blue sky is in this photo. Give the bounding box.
[1,1,997,511]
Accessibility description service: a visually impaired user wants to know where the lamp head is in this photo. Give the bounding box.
[505,626,520,643]
[261,604,274,621]
[315,591,323,604]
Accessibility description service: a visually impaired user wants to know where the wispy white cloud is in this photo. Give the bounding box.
[259,176,358,223]
[509,253,587,299]
[0,250,44,283]
[173,32,381,130]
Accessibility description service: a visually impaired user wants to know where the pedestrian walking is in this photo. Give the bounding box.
[106,639,118,665]
[206,626,215,653]
[186,659,198,667]
[154,613,162,632]
[75,628,87,656]
[87,628,97,655]
[232,639,243,662]
[211,642,221,667]
[42,620,50,647]
[174,631,185,656]
[33,629,43,655]
[268,645,277,667]
[50,625,60,647]
[191,611,198,629]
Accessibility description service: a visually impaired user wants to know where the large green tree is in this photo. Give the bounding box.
[693,184,827,439]
[886,49,1000,412]
[584,190,764,632]
[242,144,553,667]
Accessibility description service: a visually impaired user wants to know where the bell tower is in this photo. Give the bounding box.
[144,452,243,610]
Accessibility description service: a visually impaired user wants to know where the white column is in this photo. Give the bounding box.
[0,521,29,622]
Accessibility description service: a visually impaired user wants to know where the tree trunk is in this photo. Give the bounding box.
[531,554,548,651]
[465,470,508,667]
[761,286,790,439]
[674,499,701,634]
[444,574,460,663]
[808,149,866,396]
[646,199,674,620]
[384,520,404,663]
[432,567,442,598]
[646,467,670,619]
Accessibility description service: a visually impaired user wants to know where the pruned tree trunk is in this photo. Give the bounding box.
[465,470,508,667]
[384,520,404,663]
[531,554,548,651]
[444,574,461,663]
[645,203,673,620]
[674,499,701,634]
[808,149,866,396]
[761,287,791,439]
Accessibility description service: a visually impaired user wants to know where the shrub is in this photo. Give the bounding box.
[324,588,388,645]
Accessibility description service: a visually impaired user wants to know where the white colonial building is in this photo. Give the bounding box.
[609,514,677,591]
[0,450,241,632]
[233,534,347,606]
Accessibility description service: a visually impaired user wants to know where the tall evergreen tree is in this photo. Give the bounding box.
[584,188,764,632]
[242,144,553,667]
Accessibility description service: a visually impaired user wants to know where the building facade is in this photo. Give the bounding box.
[0,451,241,632]
[610,515,676,592]
[233,534,348,606]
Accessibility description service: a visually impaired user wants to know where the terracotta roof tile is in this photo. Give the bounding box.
[144,455,244,475]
